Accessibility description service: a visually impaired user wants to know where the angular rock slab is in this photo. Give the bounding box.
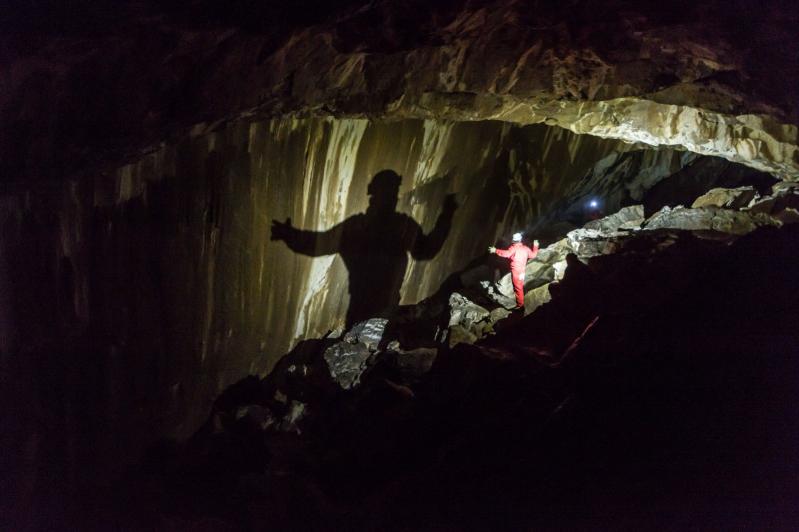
[692,187,758,209]
[524,284,553,315]
[343,318,388,351]
[387,345,438,379]
[324,340,374,390]
[583,205,644,232]
[448,293,491,329]
[644,205,780,235]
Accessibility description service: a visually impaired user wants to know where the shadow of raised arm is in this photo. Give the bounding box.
[271,217,344,257]
[410,193,459,260]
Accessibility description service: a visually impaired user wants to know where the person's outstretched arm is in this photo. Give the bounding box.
[271,217,344,256]
[492,245,514,258]
[411,194,458,260]
[527,239,540,260]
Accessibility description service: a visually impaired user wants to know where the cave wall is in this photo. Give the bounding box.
[2,117,732,494]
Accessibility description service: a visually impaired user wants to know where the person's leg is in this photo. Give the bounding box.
[512,272,525,307]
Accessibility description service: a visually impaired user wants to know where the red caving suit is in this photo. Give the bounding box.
[496,242,539,307]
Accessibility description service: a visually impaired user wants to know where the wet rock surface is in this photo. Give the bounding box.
[323,341,374,390]
[342,318,389,352]
[324,318,388,389]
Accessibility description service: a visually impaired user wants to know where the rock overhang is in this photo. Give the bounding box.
[2,0,798,185]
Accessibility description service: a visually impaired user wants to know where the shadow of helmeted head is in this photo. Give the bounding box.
[367,169,402,209]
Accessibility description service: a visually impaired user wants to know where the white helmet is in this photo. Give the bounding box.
[512,232,523,242]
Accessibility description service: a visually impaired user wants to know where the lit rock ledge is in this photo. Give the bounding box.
[382,94,799,179]
[3,0,798,182]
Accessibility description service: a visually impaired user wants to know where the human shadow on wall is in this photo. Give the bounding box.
[271,169,458,328]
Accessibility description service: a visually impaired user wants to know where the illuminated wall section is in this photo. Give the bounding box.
[4,116,703,467]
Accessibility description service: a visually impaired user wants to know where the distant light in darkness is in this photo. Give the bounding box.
[589,199,598,208]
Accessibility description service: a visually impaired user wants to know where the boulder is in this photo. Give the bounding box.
[746,182,799,215]
[323,341,374,390]
[562,206,649,260]
[772,181,799,196]
[495,275,517,306]
[566,228,625,258]
[533,238,571,265]
[645,206,714,231]
[643,205,779,235]
[711,210,780,234]
[524,284,553,315]
[774,208,799,225]
[692,187,758,209]
[278,400,307,434]
[583,205,645,232]
[233,404,277,433]
[481,280,518,309]
[343,318,388,351]
[449,293,491,329]
[489,307,512,323]
[387,345,438,379]
[745,196,778,214]
[448,324,479,347]
[523,261,557,289]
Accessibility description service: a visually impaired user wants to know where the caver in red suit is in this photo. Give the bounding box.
[490,233,539,308]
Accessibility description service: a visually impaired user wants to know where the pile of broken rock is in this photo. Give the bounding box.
[446,181,799,345]
[187,181,799,465]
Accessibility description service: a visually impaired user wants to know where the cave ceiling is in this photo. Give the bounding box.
[1,0,798,186]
